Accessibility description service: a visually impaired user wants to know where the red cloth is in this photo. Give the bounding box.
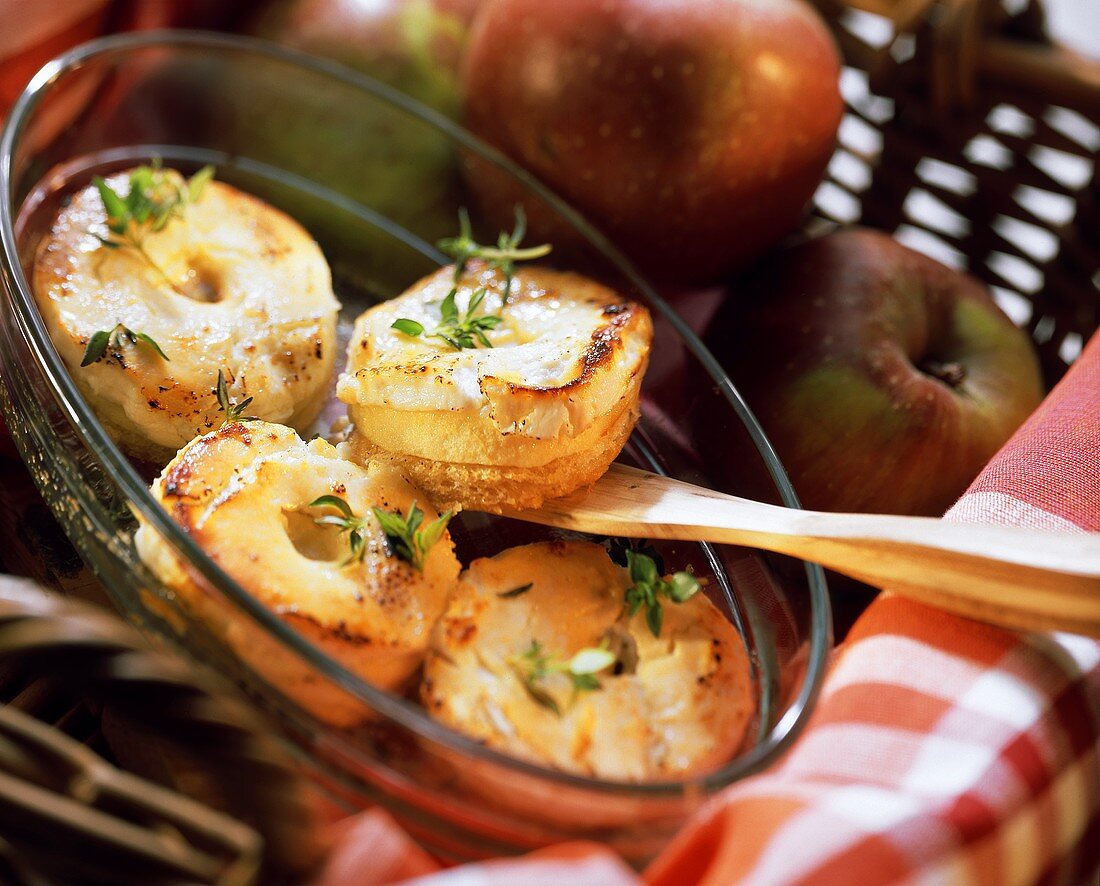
[319,334,1100,884]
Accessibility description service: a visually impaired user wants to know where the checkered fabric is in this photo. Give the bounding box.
[319,333,1100,885]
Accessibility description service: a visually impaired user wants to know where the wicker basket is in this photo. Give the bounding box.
[0,577,324,884]
[809,0,1099,387]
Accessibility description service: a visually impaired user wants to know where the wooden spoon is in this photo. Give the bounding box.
[498,464,1100,637]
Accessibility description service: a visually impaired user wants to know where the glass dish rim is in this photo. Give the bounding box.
[0,29,833,797]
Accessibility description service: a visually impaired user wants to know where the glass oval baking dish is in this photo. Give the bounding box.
[0,31,831,866]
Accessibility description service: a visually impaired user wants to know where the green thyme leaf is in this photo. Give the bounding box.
[216,369,258,425]
[497,582,533,599]
[629,550,659,587]
[92,177,128,233]
[439,288,459,325]
[80,324,168,367]
[415,511,452,562]
[569,672,601,693]
[309,495,355,519]
[645,603,663,639]
[309,495,370,566]
[80,329,111,366]
[346,530,366,563]
[436,207,476,272]
[150,203,174,232]
[391,318,425,337]
[372,508,410,540]
[510,640,560,714]
[187,165,215,202]
[392,286,503,351]
[370,501,453,572]
[520,677,562,716]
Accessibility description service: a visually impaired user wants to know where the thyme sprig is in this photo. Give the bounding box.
[391,208,551,347]
[371,501,453,572]
[308,496,452,571]
[91,161,214,295]
[216,369,258,425]
[510,640,617,716]
[308,495,371,566]
[80,323,168,367]
[437,206,550,302]
[391,286,503,350]
[623,550,701,638]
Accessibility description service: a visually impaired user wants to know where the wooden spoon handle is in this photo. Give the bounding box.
[500,465,1100,636]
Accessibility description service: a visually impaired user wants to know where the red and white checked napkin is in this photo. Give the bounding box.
[319,331,1100,885]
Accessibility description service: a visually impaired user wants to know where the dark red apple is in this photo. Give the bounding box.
[706,229,1044,516]
[461,0,842,283]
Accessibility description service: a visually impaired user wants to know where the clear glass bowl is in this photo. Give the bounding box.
[0,31,831,866]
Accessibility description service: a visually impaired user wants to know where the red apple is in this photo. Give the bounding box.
[0,3,110,117]
[706,229,1044,516]
[461,0,842,283]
